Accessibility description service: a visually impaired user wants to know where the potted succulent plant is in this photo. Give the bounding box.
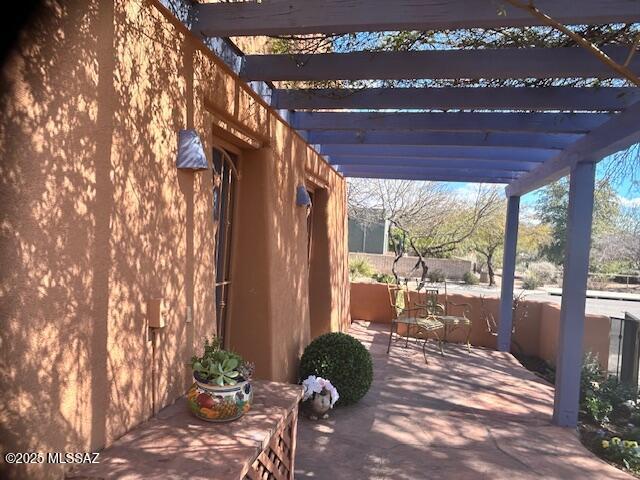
[187,336,254,422]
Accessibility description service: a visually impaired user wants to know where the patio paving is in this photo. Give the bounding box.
[295,321,632,480]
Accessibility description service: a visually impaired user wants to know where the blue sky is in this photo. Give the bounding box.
[520,153,640,208]
[450,148,640,209]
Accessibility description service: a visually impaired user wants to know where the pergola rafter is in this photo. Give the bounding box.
[243,47,640,81]
[290,111,611,134]
[308,131,581,150]
[193,0,640,429]
[274,87,640,111]
[192,0,640,36]
[319,145,555,162]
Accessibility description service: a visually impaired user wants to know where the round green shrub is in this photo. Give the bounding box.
[300,332,373,406]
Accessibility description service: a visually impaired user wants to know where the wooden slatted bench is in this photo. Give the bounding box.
[67,381,303,480]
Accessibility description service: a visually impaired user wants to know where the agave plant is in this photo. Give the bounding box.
[211,357,240,386]
[191,335,251,386]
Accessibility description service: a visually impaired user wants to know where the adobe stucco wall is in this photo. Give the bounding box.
[0,1,349,479]
[351,282,610,370]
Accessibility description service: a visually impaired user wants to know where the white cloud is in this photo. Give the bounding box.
[618,195,640,207]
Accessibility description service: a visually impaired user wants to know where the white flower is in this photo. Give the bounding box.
[302,375,323,401]
[321,379,340,408]
[328,385,339,407]
[302,375,340,407]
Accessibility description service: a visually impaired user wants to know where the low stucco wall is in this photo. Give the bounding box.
[350,282,610,370]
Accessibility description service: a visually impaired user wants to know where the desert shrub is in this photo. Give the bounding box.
[587,275,609,291]
[462,271,479,285]
[349,257,375,280]
[580,353,635,425]
[372,272,395,284]
[526,261,558,284]
[521,272,541,290]
[427,269,445,283]
[299,332,373,406]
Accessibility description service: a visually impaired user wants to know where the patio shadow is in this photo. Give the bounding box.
[295,321,633,480]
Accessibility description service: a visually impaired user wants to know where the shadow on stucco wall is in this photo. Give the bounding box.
[0,1,349,477]
[0,1,210,478]
[1,2,109,478]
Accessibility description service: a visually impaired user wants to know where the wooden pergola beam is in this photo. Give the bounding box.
[327,156,537,172]
[506,101,640,196]
[290,112,611,134]
[243,47,639,81]
[337,165,519,183]
[309,130,580,150]
[273,87,640,111]
[193,0,640,36]
[319,145,554,162]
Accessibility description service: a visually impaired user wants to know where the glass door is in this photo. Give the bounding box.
[212,148,237,344]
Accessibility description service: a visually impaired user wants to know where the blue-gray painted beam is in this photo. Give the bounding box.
[328,157,536,172]
[310,131,580,150]
[498,196,520,352]
[553,161,596,428]
[274,87,639,111]
[320,145,555,163]
[290,112,611,134]
[506,101,640,197]
[338,170,516,183]
[337,164,520,179]
[193,1,640,36]
[243,47,639,81]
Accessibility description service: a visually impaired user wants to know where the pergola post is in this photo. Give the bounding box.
[552,161,596,427]
[498,195,520,351]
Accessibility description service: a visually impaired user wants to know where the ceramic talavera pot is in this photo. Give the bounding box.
[187,377,253,422]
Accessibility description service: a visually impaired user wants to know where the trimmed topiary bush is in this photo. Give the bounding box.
[300,332,373,406]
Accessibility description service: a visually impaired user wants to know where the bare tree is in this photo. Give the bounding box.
[407,185,502,288]
[348,179,502,286]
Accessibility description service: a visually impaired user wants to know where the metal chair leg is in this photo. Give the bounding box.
[433,330,444,357]
[387,321,395,354]
[422,336,429,364]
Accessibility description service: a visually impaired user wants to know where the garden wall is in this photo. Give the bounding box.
[349,252,473,280]
[350,282,611,370]
[0,1,349,478]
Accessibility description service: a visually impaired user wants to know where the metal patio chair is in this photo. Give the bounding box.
[414,285,473,353]
[386,283,444,363]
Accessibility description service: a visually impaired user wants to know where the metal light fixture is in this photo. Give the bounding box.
[296,185,311,207]
[176,129,208,170]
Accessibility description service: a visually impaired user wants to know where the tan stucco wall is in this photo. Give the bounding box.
[351,282,610,370]
[0,1,349,478]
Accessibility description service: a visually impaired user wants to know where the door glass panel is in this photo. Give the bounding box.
[212,148,236,344]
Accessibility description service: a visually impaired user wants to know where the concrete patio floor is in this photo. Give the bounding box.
[295,321,632,480]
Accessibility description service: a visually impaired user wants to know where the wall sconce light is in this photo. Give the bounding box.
[296,185,311,207]
[176,129,208,170]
